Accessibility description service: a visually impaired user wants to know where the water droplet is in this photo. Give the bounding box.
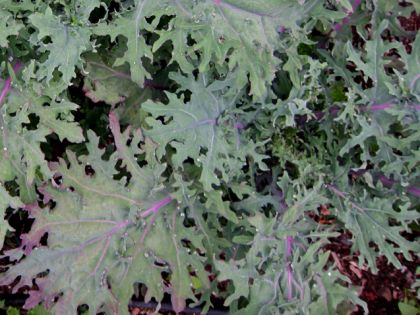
[328,272,331,276]
[3,147,7,151]
[144,252,149,258]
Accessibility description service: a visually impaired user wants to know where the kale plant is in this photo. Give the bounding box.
[0,0,419,314]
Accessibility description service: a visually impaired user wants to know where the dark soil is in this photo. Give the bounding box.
[324,232,420,315]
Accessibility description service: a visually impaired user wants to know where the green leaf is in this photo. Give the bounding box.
[329,187,420,273]
[398,300,420,315]
[0,80,83,200]
[401,33,420,100]
[92,1,159,86]
[6,307,19,315]
[83,55,143,106]
[0,10,23,48]
[28,304,52,315]
[215,259,250,305]
[29,7,92,84]
[345,20,401,103]
[205,190,238,223]
[0,185,22,248]
[143,72,267,190]
[92,0,333,98]
[0,128,173,313]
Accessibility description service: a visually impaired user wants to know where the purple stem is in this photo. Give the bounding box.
[334,0,362,33]
[198,118,217,126]
[360,102,420,112]
[407,186,420,198]
[285,235,294,300]
[286,236,293,258]
[286,263,293,301]
[378,174,396,188]
[297,102,418,126]
[371,174,418,198]
[140,196,173,218]
[234,122,245,130]
[277,26,287,33]
[328,178,419,199]
[272,187,288,212]
[368,103,392,111]
[315,274,329,307]
[325,184,347,198]
[410,74,420,90]
[85,220,130,245]
[0,62,22,105]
